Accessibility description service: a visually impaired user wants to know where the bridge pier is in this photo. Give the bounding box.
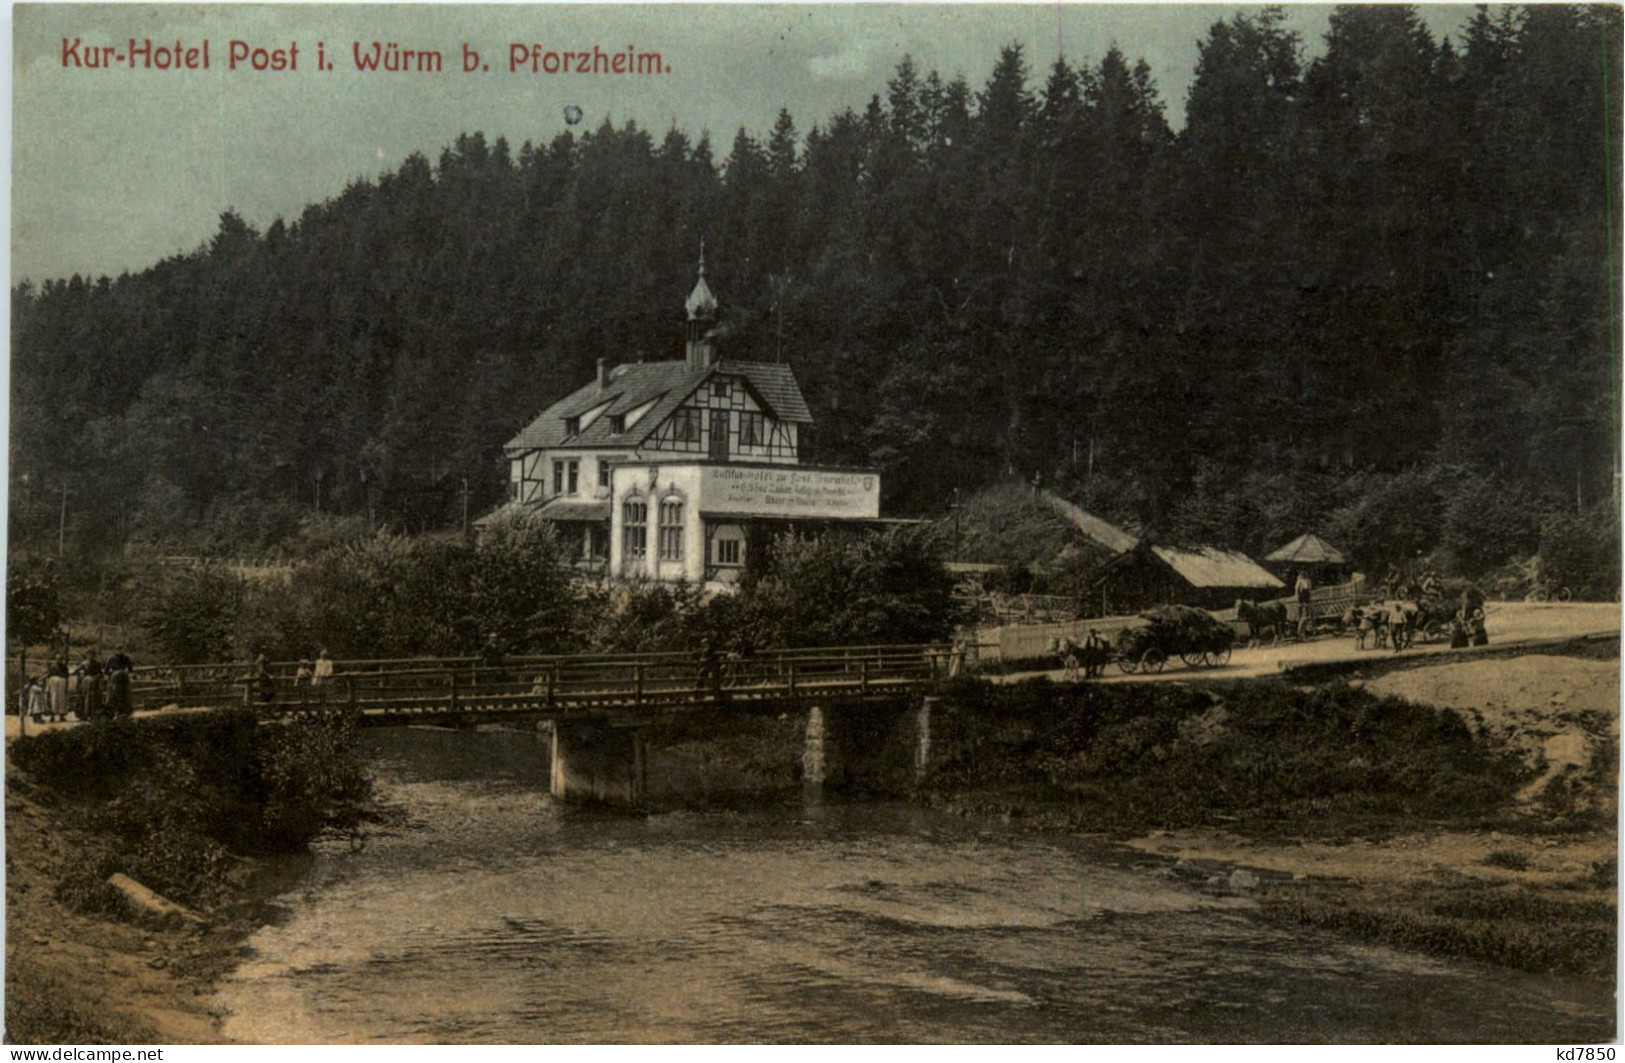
[915,696,938,782]
[801,704,828,788]
[549,719,646,807]
[801,695,939,792]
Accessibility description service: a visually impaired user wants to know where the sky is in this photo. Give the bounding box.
[11,3,1483,284]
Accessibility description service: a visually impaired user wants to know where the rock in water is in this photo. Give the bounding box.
[1229,868,1261,891]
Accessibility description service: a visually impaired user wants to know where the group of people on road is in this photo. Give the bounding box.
[1449,605,1490,649]
[1058,629,1111,680]
[19,649,135,723]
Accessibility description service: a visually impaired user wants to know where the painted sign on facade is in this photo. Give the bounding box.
[699,465,879,519]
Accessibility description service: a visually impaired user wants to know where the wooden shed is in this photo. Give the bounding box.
[1093,542,1285,616]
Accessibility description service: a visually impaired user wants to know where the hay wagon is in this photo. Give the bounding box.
[1113,606,1236,674]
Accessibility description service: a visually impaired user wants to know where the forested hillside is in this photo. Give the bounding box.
[11,6,1620,583]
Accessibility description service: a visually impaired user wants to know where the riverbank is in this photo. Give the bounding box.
[5,780,251,1042]
[923,649,1618,979]
[4,713,372,1044]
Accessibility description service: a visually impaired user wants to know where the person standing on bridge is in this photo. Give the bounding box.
[104,648,133,717]
[254,652,276,705]
[79,652,105,721]
[45,659,69,721]
[312,649,335,704]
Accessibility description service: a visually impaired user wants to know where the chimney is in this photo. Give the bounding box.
[596,358,607,392]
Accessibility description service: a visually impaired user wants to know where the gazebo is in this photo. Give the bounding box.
[1265,533,1350,584]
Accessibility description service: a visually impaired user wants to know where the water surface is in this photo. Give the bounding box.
[216,727,1616,1043]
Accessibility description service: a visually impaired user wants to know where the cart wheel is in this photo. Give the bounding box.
[1178,652,1203,668]
[1117,657,1139,675]
[1141,649,1166,674]
[1208,645,1232,667]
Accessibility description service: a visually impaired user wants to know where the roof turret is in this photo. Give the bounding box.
[685,239,717,320]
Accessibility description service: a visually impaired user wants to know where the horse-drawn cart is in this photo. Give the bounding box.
[1113,606,1235,674]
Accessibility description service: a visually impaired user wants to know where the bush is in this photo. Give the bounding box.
[250,519,580,659]
[1538,504,1620,600]
[926,679,1529,832]
[12,712,372,909]
[136,564,246,663]
[740,526,966,647]
[1482,849,1530,871]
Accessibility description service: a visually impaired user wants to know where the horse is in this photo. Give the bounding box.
[1051,637,1083,682]
[1343,605,1379,650]
[1235,599,1288,647]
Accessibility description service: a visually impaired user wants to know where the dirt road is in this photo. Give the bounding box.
[998,601,1619,685]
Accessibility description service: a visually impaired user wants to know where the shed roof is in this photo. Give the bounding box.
[1149,545,1285,589]
[1041,490,1139,555]
[1265,532,1348,565]
[505,359,811,455]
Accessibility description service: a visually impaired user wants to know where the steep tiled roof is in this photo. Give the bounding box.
[504,358,811,454]
[731,361,812,423]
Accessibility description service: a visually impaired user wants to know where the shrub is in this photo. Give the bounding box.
[740,526,965,647]
[12,712,372,909]
[136,564,246,663]
[1482,849,1530,871]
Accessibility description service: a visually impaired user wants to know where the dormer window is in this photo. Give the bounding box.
[609,414,626,434]
[564,416,581,436]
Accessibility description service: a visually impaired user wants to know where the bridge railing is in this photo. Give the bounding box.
[131,644,958,714]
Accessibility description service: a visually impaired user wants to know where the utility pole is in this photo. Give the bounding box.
[57,481,68,558]
[950,487,962,562]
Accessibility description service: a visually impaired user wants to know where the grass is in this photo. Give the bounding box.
[4,971,154,1044]
[1481,849,1530,871]
[1276,882,1616,978]
[921,673,1617,979]
[11,712,372,913]
[923,676,1532,836]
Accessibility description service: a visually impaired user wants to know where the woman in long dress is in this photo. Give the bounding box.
[45,660,69,720]
[79,655,104,720]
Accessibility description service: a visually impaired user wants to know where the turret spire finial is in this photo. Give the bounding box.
[685,239,718,323]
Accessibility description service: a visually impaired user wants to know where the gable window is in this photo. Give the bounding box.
[739,412,766,447]
[671,407,702,444]
[712,379,729,401]
[658,499,685,561]
[623,500,648,559]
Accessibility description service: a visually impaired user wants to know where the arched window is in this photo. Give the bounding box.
[623,497,648,560]
[658,497,685,561]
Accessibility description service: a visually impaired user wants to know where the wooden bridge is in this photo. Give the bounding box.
[128,644,959,726]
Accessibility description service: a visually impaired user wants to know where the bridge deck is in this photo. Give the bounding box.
[126,644,957,722]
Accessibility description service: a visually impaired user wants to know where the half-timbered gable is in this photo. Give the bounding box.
[482,250,877,587]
